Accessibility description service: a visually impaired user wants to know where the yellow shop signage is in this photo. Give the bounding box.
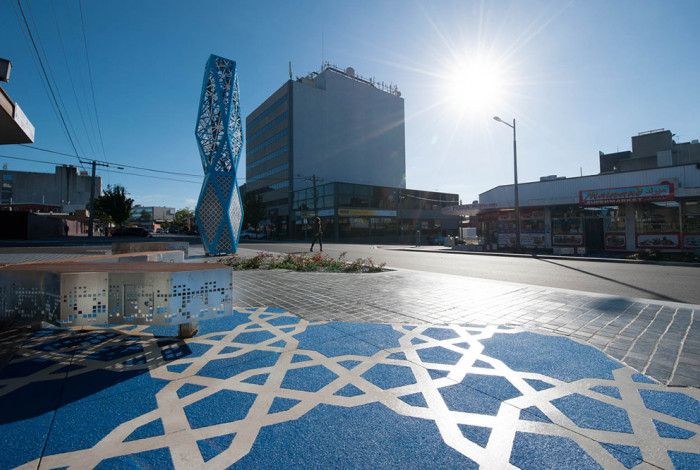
[337,208,397,217]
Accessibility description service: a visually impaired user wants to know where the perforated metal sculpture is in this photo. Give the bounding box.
[194,55,243,255]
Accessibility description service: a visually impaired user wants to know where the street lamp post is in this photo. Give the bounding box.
[493,116,520,251]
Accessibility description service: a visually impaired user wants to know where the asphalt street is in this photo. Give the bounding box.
[238,241,700,305]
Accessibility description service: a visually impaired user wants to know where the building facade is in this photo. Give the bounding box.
[292,181,459,243]
[0,165,100,213]
[468,130,700,254]
[129,206,176,223]
[245,64,406,236]
[129,205,176,232]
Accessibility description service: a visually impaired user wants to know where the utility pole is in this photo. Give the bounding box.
[396,189,402,242]
[493,116,521,251]
[512,118,520,251]
[312,174,318,217]
[82,159,110,238]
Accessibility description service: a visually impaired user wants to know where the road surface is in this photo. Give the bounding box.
[237,241,700,304]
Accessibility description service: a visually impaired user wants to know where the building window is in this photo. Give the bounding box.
[635,202,680,233]
[635,202,680,248]
[248,145,288,169]
[247,129,289,157]
[248,111,289,142]
[248,94,288,128]
[683,201,700,233]
[1,173,13,204]
[551,206,584,246]
[682,201,700,249]
[247,163,289,183]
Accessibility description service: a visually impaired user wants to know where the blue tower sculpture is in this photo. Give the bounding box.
[194,55,243,255]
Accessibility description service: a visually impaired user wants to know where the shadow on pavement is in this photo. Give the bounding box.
[0,327,193,425]
[536,258,682,303]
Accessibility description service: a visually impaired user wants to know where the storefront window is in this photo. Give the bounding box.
[551,206,583,246]
[636,202,679,232]
[519,208,546,249]
[683,201,700,232]
[635,202,680,248]
[682,201,700,249]
[591,206,626,249]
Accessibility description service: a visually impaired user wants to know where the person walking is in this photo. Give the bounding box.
[309,216,323,252]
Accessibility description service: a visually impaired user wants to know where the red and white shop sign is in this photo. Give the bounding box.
[579,183,674,206]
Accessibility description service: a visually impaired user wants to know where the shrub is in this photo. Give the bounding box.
[218,252,386,273]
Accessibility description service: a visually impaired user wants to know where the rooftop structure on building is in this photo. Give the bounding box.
[599,128,700,173]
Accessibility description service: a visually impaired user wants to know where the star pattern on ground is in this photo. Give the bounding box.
[0,307,698,469]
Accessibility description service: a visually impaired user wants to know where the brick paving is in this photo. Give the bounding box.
[231,269,699,387]
[1,247,697,387]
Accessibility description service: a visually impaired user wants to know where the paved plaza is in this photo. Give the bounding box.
[0,245,698,468]
[230,269,699,388]
[1,307,698,469]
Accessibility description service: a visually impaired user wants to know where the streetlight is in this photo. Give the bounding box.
[493,116,520,251]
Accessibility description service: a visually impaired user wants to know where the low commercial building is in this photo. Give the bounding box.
[129,206,176,232]
[0,165,100,213]
[469,130,700,254]
[291,181,459,243]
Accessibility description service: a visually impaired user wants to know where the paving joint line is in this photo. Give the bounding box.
[642,307,679,375]
[621,305,663,363]
[669,310,695,385]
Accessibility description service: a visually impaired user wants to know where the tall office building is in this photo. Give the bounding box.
[245,64,406,235]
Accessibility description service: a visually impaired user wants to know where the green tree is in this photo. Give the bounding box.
[172,208,194,233]
[93,185,134,228]
[243,192,266,230]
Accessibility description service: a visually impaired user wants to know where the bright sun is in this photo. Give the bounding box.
[445,59,506,114]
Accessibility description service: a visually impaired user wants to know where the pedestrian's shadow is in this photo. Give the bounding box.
[535,257,681,303]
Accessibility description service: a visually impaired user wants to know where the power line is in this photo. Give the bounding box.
[13,145,331,186]
[19,144,204,178]
[400,193,458,202]
[0,154,201,184]
[78,0,107,160]
[100,168,201,184]
[24,0,86,159]
[50,0,97,157]
[16,0,81,157]
[18,145,320,184]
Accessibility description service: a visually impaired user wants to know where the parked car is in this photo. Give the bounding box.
[240,229,266,240]
[112,226,150,237]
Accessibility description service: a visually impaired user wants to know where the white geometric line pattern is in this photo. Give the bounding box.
[3,308,699,469]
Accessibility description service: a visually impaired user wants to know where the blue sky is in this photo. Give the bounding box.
[1,0,698,208]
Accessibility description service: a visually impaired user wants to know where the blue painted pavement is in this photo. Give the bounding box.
[0,307,698,469]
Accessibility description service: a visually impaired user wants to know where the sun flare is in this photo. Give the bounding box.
[445,58,507,114]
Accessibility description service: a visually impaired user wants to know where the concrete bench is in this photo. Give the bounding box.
[72,250,184,263]
[112,241,189,256]
[0,262,232,337]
